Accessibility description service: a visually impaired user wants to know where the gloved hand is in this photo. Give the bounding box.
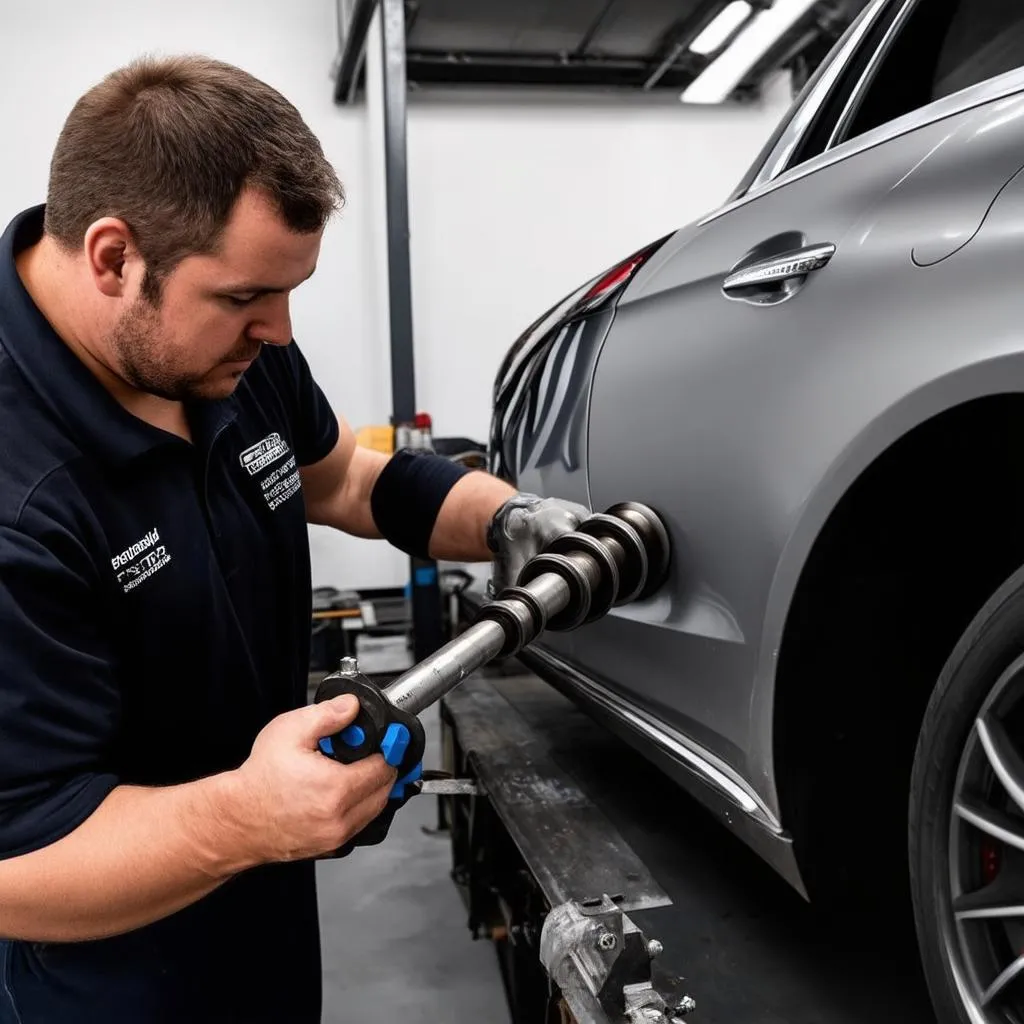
[486,493,590,597]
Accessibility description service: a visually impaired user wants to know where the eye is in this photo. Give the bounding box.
[223,294,258,307]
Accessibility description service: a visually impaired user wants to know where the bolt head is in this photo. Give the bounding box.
[674,996,697,1016]
[596,931,617,951]
[338,656,359,675]
[647,939,664,958]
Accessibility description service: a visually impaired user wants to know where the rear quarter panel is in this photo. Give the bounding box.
[542,85,1024,819]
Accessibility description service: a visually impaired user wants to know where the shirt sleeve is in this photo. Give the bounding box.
[0,509,120,859]
[275,341,340,467]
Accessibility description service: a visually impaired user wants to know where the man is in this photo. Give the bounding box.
[0,56,585,1022]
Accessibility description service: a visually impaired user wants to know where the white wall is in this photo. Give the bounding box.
[0,0,792,589]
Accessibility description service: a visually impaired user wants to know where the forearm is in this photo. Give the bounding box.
[428,471,515,561]
[0,773,256,943]
[303,418,515,561]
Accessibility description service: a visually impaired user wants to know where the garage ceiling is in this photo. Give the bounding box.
[403,0,710,88]
[335,0,871,102]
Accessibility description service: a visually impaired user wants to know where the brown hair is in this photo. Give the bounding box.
[45,54,344,298]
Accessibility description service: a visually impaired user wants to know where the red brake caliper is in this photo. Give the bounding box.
[982,838,1003,885]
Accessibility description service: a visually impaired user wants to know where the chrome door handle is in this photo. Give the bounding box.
[723,242,836,293]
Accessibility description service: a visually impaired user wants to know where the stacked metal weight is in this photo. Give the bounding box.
[383,503,670,716]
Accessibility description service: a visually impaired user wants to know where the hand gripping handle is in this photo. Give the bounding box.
[314,667,426,856]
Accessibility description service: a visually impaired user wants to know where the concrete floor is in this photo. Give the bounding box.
[316,704,511,1024]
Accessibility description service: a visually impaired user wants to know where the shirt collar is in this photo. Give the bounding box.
[0,205,236,465]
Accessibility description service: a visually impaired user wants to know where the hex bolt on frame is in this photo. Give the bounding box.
[541,895,697,1023]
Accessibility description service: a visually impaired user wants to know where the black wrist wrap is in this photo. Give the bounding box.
[370,448,471,558]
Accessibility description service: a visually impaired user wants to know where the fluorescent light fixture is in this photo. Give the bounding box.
[690,1,753,56]
[682,0,821,104]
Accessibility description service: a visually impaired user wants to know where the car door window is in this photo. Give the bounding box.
[734,0,887,196]
[934,5,1024,100]
[751,0,1024,194]
[840,0,1024,144]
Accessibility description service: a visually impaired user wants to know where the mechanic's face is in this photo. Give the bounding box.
[109,189,321,402]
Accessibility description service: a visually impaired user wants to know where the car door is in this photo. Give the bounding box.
[545,0,1024,778]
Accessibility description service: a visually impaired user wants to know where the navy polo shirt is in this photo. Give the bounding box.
[0,207,340,1023]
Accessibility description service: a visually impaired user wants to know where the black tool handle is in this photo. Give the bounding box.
[313,667,426,856]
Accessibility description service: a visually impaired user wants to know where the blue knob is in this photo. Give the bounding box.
[380,723,411,767]
[390,761,423,800]
[318,736,334,756]
[340,725,366,748]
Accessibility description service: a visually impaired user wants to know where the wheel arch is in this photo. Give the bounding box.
[761,369,1024,902]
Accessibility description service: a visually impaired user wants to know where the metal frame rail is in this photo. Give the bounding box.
[438,670,696,1024]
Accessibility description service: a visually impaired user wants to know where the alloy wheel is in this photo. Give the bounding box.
[947,651,1024,1022]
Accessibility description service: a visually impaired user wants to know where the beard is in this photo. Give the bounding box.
[107,296,261,402]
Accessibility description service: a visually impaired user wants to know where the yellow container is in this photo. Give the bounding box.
[355,424,395,455]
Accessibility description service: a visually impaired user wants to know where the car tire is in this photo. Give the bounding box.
[910,563,1024,1024]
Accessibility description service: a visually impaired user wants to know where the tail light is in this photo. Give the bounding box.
[489,234,670,479]
[568,250,658,319]
[493,236,668,405]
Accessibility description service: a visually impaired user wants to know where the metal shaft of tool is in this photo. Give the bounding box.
[383,571,572,715]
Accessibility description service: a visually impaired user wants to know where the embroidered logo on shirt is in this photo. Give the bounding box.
[239,433,301,512]
[239,432,290,477]
[112,527,171,593]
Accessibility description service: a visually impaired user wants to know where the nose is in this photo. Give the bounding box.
[247,295,292,347]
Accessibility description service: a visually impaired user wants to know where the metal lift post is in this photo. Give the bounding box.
[336,0,445,661]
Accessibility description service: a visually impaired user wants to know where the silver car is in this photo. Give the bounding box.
[488,1,1024,1020]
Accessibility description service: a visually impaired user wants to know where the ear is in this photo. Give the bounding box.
[82,218,144,298]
